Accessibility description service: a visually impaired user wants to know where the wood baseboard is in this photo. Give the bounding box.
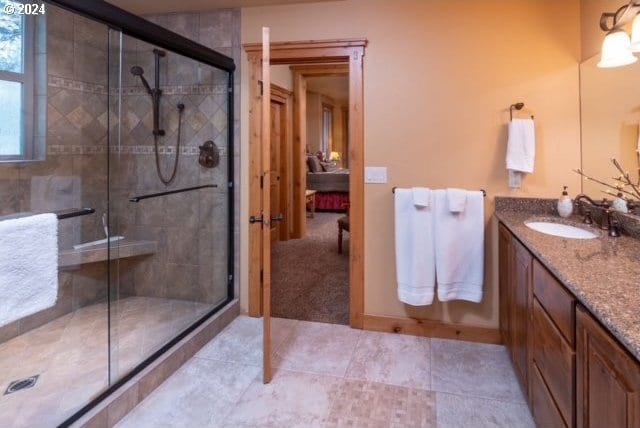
[362,314,502,345]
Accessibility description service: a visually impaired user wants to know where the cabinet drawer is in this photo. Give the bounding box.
[531,298,575,426]
[530,361,568,428]
[533,260,575,346]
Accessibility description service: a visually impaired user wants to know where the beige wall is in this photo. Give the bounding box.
[240,0,582,329]
[271,64,293,90]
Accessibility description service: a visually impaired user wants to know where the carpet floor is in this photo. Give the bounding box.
[271,212,349,325]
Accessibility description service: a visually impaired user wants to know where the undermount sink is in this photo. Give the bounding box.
[525,221,599,239]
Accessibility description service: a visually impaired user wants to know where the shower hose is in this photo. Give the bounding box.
[154,103,184,185]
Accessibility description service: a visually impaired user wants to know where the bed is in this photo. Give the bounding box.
[306,169,349,211]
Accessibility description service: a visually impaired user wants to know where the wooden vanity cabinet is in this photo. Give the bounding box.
[499,224,531,394]
[576,305,640,428]
[500,221,640,428]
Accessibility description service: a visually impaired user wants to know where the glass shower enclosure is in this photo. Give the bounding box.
[0,1,234,426]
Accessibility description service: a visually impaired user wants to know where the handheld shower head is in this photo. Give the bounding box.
[130,66,152,94]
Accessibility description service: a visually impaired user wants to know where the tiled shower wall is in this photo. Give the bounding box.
[112,10,240,305]
[0,7,241,342]
[0,6,110,343]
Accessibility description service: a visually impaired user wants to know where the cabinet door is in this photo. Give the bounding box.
[577,305,640,428]
[498,224,512,347]
[511,238,532,393]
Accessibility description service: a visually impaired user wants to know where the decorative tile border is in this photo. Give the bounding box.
[121,84,228,96]
[48,76,228,97]
[48,76,108,95]
[47,144,227,156]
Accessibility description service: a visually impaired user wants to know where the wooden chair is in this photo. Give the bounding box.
[337,202,350,254]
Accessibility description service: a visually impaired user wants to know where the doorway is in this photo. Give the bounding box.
[244,39,367,329]
[270,69,350,324]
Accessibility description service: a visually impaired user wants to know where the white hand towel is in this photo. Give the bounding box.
[433,190,484,303]
[446,188,467,213]
[412,187,431,207]
[394,188,436,305]
[0,214,58,327]
[506,118,535,188]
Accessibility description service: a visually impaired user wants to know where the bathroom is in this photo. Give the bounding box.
[0,0,639,426]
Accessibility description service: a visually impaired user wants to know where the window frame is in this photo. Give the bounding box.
[321,102,333,156]
[0,11,38,162]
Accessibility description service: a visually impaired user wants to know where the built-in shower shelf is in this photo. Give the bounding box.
[58,240,157,267]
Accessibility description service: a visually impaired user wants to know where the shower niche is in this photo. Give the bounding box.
[0,2,236,427]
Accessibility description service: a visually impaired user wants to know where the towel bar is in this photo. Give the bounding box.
[55,207,96,220]
[129,184,217,202]
[392,187,486,196]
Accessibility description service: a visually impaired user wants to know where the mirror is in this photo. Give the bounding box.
[580,54,640,211]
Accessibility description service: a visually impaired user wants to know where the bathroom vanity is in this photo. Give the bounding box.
[496,200,640,428]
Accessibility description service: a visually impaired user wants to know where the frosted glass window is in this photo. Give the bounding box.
[0,80,22,155]
[0,1,23,73]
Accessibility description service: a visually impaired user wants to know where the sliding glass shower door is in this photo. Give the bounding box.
[107,30,232,384]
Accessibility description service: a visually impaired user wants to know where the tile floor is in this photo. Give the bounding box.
[0,297,210,428]
[117,316,535,428]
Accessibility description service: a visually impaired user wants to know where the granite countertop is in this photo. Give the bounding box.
[495,200,640,361]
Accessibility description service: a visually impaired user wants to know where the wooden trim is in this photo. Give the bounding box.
[243,38,367,53]
[362,314,503,345]
[244,38,368,330]
[290,64,349,75]
[291,73,307,238]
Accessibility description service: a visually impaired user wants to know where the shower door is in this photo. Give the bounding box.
[107,29,233,384]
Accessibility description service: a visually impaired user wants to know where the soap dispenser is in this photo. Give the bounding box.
[612,191,629,213]
[557,186,573,218]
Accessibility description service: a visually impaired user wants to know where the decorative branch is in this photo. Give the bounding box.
[574,168,640,201]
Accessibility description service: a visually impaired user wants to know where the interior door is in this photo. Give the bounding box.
[261,27,272,384]
[269,100,282,242]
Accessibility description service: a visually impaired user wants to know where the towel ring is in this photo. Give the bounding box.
[510,102,534,121]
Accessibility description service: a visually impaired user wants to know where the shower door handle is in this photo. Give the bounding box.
[271,214,284,223]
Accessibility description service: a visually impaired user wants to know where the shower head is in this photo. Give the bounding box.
[130,66,152,94]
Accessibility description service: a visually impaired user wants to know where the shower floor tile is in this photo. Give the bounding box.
[0,296,210,428]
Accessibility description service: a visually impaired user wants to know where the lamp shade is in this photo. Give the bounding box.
[630,13,640,52]
[598,30,638,68]
[330,151,341,161]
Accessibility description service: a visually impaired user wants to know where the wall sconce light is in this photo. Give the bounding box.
[329,151,341,161]
[599,1,640,68]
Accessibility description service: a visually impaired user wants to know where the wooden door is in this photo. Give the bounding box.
[511,238,532,394]
[261,27,272,384]
[577,305,640,428]
[269,101,282,242]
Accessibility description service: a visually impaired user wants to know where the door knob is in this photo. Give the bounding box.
[249,215,264,224]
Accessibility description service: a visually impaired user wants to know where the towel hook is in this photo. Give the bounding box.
[509,102,534,121]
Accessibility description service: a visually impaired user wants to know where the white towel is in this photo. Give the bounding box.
[446,188,467,213]
[394,188,436,305]
[506,118,535,188]
[433,190,484,303]
[412,187,431,207]
[0,214,58,327]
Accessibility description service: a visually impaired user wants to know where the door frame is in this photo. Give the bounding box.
[289,64,349,239]
[244,38,367,329]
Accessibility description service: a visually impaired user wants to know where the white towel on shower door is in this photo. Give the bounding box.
[0,214,59,327]
[394,188,436,305]
[433,189,485,303]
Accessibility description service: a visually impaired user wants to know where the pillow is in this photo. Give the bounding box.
[307,156,322,173]
[320,161,338,172]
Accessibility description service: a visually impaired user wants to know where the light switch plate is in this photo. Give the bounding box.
[365,167,388,184]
